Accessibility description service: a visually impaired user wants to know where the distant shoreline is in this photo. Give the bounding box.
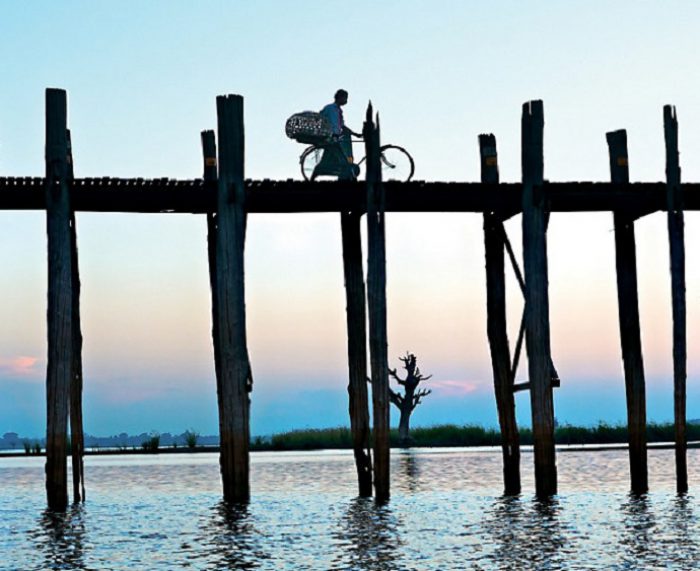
[1,441,699,459]
[3,422,700,458]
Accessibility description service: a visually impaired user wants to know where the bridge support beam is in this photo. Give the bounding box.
[66,130,85,504]
[201,130,225,447]
[45,88,83,511]
[341,210,373,497]
[664,105,688,495]
[364,105,390,502]
[607,129,648,494]
[480,134,521,495]
[521,100,557,498]
[215,95,252,502]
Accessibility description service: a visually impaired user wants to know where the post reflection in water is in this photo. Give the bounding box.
[331,497,401,571]
[398,450,421,493]
[618,492,700,569]
[667,494,700,566]
[32,505,87,571]
[482,495,566,569]
[619,493,656,568]
[200,501,269,570]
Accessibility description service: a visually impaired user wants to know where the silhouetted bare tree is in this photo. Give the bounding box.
[389,353,432,446]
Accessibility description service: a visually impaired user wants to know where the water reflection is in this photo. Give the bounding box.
[32,505,87,571]
[481,496,566,569]
[202,501,269,570]
[398,450,420,493]
[619,493,655,567]
[667,494,700,566]
[5,449,700,569]
[331,497,401,571]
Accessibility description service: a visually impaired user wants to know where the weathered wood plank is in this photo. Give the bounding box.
[521,100,557,497]
[480,133,521,495]
[66,129,85,503]
[607,129,648,494]
[215,95,251,502]
[664,105,688,494]
[45,88,73,511]
[202,130,224,444]
[341,210,373,497]
[365,106,390,502]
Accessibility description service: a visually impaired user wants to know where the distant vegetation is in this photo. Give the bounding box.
[5,422,700,456]
[183,429,199,450]
[22,440,42,455]
[249,422,700,451]
[141,433,160,453]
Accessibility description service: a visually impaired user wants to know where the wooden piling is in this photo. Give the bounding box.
[364,105,390,502]
[215,95,251,502]
[606,130,648,494]
[664,105,687,494]
[201,130,224,444]
[45,88,73,511]
[66,130,85,503]
[341,210,373,497]
[521,100,557,497]
[480,134,521,495]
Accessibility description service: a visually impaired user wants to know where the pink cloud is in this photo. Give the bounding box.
[429,379,480,396]
[0,356,42,378]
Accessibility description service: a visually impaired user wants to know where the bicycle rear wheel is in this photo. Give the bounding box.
[379,145,414,182]
[300,145,324,181]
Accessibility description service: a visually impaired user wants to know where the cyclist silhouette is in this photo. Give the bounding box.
[315,89,361,180]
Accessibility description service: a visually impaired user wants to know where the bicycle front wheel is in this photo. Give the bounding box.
[379,145,414,182]
[300,145,324,181]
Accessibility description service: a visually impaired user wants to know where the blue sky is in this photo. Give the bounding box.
[2,1,700,437]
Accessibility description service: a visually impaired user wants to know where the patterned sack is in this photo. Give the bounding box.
[285,112,332,145]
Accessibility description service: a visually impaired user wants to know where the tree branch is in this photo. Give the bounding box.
[389,367,407,386]
[389,388,403,408]
[411,388,432,410]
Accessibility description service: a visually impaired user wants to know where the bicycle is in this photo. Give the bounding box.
[299,138,415,182]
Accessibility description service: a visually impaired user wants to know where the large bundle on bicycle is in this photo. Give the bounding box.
[285,112,333,145]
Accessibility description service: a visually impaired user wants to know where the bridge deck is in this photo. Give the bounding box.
[0,177,697,215]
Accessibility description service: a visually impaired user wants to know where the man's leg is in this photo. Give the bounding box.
[338,136,357,180]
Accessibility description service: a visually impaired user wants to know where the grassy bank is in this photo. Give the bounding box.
[250,422,700,451]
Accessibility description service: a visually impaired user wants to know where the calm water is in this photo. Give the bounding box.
[1,448,699,570]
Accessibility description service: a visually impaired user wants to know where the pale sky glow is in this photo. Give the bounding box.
[2,2,700,437]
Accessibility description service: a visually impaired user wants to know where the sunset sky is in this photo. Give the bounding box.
[2,1,700,437]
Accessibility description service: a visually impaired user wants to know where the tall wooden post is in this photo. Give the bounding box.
[45,88,73,511]
[480,134,521,495]
[215,95,251,502]
[341,210,373,496]
[664,105,687,494]
[364,104,390,502]
[521,100,557,497]
[606,130,648,494]
[201,130,224,443]
[67,130,85,503]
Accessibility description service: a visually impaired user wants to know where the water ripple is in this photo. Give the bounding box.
[2,449,700,569]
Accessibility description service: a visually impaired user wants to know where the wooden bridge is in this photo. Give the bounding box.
[10,89,693,510]
[2,176,699,214]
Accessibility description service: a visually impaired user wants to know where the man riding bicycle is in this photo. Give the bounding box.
[314,89,361,180]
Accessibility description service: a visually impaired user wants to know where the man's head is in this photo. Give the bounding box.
[334,89,348,106]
